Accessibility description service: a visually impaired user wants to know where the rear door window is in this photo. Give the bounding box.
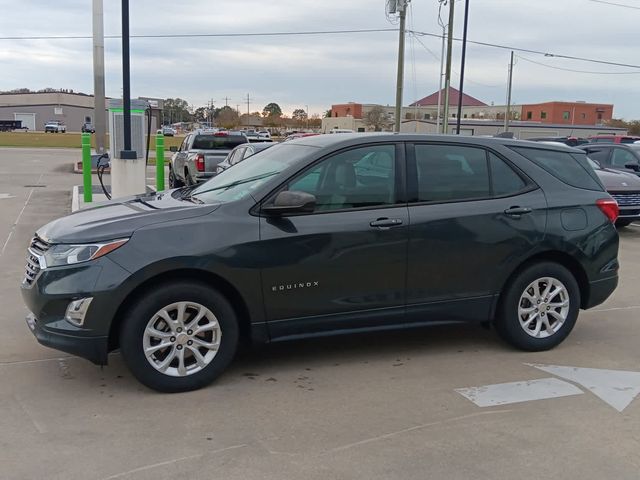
[413,145,490,202]
[510,147,603,191]
[611,148,638,168]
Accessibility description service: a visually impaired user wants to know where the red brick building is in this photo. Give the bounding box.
[520,101,613,125]
[331,103,364,119]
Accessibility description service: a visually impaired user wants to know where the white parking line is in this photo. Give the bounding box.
[0,173,43,257]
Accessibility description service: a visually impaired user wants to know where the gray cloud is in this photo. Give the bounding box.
[0,0,638,118]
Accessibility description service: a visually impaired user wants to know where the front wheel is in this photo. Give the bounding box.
[119,282,239,392]
[494,262,580,351]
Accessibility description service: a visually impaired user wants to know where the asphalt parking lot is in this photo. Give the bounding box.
[1,147,639,480]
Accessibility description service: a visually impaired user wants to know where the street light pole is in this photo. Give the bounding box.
[120,0,134,158]
[504,51,514,132]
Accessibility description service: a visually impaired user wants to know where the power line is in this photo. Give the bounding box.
[516,54,640,74]
[409,29,640,69]
[3,25,640,71]
[587,0,640,10]
[0,28,398,41]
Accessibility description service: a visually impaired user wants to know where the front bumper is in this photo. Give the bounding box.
[25,312,108,364]
[618,206,640,220]
[20,256,132,365]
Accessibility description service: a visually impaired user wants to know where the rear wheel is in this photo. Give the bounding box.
[119,282,239,392]
[495,262,580,351]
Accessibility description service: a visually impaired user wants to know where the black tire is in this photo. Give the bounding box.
[494,262,580,351]
[616,219,632,228]
[168,167,183,188]
[119,282,239,393]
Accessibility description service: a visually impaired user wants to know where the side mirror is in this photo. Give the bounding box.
[169,146,178,152]
[625,161,640,171]
[262,191,316,215]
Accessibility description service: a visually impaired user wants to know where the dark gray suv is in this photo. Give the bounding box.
[21,135,619,392]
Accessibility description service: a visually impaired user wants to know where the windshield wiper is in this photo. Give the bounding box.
[191,171,279,197]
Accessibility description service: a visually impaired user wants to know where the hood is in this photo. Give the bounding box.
[38,189,219,244]
[595,168,640,192]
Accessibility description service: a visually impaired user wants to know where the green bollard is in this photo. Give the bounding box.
[81,133,92,203]
[156,133,165,192]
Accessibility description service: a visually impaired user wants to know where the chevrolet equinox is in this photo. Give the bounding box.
[21,135,619,392]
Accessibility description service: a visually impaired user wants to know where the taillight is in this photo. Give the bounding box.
[596,198,619,223]
[195,154,205,172]
[214,132,228,137]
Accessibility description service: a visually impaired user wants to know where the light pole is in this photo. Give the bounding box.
[120,0,135,159]
[305,104,309,130]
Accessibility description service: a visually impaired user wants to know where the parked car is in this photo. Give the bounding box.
[585,157,640,228]
[215,142,275,174]
[161,126,176,136]
[578,144,640,176]
[527,136,588,147]
[81,122,95,133]
[588,135,640,144]
[258,130,271,139]
[284,132,320,141]
[168,131,247,187]
[44,121,66,133]
[21,135,619,392]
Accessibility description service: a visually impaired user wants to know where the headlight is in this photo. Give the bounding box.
[43,238,129,267]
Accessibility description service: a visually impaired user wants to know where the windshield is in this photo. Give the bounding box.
[190,143,317,204]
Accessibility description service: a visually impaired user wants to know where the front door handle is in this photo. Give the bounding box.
[370,218,403,229]
[504,206,532,216]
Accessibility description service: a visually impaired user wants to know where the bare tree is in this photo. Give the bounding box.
[364,106,392,131]
[217,107,240,129]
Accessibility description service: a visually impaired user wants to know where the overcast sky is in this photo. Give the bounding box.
[0,0,639,118]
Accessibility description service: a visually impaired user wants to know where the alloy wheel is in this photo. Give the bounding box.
[517,277,570,338]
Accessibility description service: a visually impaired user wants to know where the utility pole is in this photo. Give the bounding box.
[224,96,230,107]
[394,0,409,133]
[92,0,106,154]
[442,0,455,135]
[436,29,445,133]
[504,51,514,132]
[246,93,251,128]
[455,0,470,134]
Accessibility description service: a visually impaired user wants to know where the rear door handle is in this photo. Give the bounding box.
[370,218,403,229]
[504,206,532,216]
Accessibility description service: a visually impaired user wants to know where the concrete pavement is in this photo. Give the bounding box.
[1,147,639,480]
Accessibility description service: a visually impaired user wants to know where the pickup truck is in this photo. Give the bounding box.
[168,131,247,187]
[44,121,66,133]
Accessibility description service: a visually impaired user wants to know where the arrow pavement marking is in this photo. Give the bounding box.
[0,193,15,200]
[528,364,640,412]
[456,378,583,407]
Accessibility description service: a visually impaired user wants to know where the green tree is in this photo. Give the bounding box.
[216,106,240,129]
[324,109,333,118]
[292,108,308,127]
[163,98,192,124]
[262,103,283,118]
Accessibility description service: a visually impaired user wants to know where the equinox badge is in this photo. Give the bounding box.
[271,281,319,292]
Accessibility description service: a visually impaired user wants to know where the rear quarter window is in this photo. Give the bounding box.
[510,146,604,191]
